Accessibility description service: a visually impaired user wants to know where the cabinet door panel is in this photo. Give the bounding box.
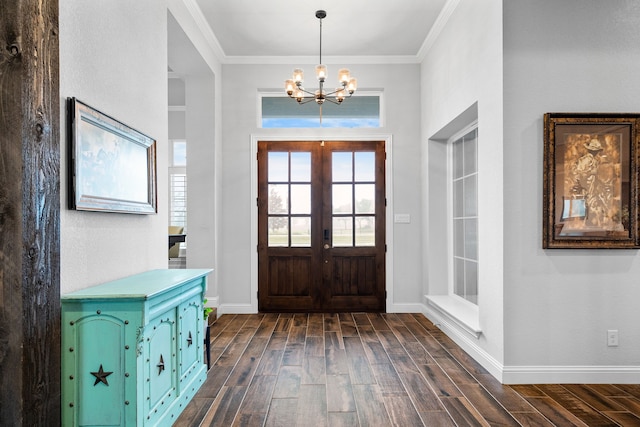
[145,310,177,418]
[178,296,201,387]
[77,316,124,426]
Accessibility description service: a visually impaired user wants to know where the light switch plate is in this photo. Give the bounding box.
[394,214,410,224]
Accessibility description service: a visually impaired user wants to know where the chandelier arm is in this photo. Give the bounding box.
[322,97,341,105]
[296,97,320,105]
[293,86,318,97]
[322,86,350,98]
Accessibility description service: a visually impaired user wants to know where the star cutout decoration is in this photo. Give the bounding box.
[187,331,193,347]
[90,364,113,386]
[157,354,165,375]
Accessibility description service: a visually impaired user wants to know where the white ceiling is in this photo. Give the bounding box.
[193,0,450,61]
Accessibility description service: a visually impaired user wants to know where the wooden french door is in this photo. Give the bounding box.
[258,140,386,312]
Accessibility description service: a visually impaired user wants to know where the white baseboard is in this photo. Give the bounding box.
[387,302,425,313]
[502,365,640,384]
[204,296,219,307]
[421,302,505,382]
[217,303,256,316]
[421,301,640,384]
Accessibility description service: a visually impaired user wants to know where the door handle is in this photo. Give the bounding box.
[324,243,330,249]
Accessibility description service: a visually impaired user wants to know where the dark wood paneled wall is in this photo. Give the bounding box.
[0,0,61,425]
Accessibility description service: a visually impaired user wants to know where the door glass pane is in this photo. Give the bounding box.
[333,217,352,247]
[291,152,311,181]
[291,184,310,214]
[354,152,375,181]
[291,217,311,247]
[268,217,288,246]
[355,184,375,214]
[333,184,352,214]
[268,184,288,214]
[332,152,353,182]
[355,217,375,246]
[268,152,288,181]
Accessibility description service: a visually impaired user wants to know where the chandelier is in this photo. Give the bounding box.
[284,10,357,107]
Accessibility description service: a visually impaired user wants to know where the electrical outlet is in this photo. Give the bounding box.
[607,330,619,347]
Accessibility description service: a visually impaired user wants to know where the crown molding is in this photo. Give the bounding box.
[178,0,226,61]
[417,0,461,62]
[223,55,421,65]
[173,0,455,66]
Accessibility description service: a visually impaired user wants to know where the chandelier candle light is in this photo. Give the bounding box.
[284,10,357,122]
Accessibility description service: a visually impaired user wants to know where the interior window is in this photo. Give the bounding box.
[451,128,478,304]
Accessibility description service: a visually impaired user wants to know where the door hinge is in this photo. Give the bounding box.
[385,198,387,207]
[385,290,388,299]
[385,244,387,252]
[257,197,259,206]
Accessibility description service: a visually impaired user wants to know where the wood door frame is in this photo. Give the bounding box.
[250,134,394,313]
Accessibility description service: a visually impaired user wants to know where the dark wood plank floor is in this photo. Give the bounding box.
[175,313,640,426]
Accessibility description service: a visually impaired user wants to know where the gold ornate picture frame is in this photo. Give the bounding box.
[543,113,640,249]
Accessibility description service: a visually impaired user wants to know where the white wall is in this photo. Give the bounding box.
[503,0,640,383]
[218,63,423,312]
[421,0,505,377]
[59,0,169,292]
[167,5,223,301]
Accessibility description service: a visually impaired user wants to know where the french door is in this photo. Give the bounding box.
[257,140,386,312]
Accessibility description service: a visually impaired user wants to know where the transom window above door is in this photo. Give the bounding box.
[260,95,381,128]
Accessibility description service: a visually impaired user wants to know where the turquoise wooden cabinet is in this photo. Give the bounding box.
[61,269,213,426]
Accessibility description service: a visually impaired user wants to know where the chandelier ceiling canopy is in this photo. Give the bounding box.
[284,10,358,107]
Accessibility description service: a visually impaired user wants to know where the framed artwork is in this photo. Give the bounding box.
[68,97,157,214]
[543,113,640,248]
